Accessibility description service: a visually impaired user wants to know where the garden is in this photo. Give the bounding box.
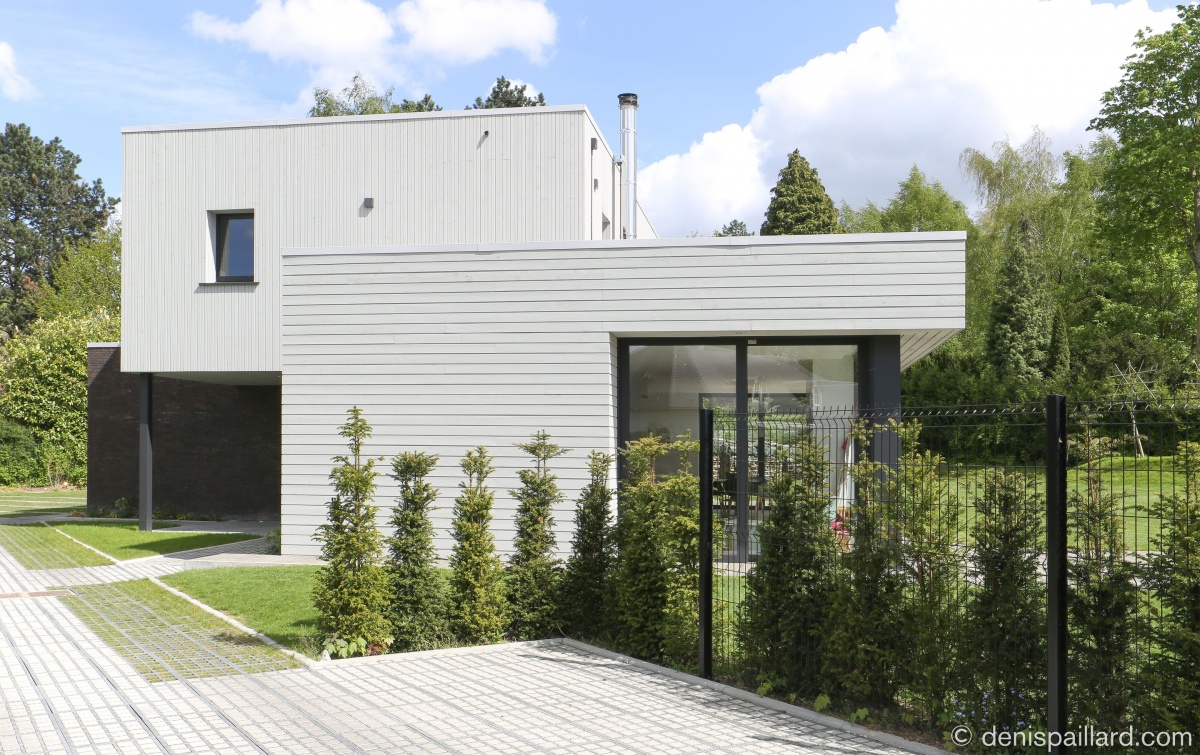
[254,402,1198,753]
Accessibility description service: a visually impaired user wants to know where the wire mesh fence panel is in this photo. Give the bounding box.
[706,403,1051,735]
[1064,400,1200,739]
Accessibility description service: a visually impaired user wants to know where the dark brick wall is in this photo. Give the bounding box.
[87,346,281,521]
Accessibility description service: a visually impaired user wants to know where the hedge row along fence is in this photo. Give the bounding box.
[315,399,1198,749]
[704,399,1200,750]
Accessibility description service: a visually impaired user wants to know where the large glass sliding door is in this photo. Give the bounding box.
[621,339,859,561]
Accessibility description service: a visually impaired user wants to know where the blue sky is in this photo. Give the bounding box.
[0,0,1183,236]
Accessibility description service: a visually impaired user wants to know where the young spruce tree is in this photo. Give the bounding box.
[312,407,392,653]
[740,433,840,698]
[760,150,839,236]
[560,451,616,638]
[506,431,569,639]
[1068,418,1137,730]
[449,446,507,643]
[962,469,1045,735]
[386,451,447,651]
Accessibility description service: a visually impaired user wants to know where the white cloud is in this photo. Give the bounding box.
[189,0,556,89]
[191,0,397,86]
[0,42,35,100]
[640,0,1176,238]
[395,0,556,65]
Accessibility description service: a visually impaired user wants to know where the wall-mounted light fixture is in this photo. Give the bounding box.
[363,198,375,209]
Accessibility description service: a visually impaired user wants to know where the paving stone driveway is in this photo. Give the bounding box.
[0,526,934,754]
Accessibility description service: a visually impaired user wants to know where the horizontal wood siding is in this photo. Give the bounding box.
[122,109,591,374]
[279,234,965,557]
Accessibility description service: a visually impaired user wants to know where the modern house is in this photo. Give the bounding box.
[88,97,966,557]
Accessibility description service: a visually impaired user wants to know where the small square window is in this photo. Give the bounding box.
[215,213,254,282]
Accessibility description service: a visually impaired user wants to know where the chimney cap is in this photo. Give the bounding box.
[618,93,638,107]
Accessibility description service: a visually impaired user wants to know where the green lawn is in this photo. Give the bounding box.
[52,521,258,560]
[0,488,86,518]
[0,523,113,569]
[162,565,323,657]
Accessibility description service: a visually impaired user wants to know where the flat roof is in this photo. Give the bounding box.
[121,104,592,134]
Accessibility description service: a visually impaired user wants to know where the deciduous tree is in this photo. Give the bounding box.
[0,123,116,333]
[309,73,441,117]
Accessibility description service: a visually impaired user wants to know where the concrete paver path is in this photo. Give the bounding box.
[0,524,934,754]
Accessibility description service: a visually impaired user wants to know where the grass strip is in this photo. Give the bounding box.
[0,488,87,518]
[52,521,257,561]
[163,566,323,658]
[63,579,300,681]
[0,523,112,568]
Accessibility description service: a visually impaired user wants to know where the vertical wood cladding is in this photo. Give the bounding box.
[87,346,280,520]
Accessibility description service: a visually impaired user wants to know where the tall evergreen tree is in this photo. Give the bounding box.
[1046,305,1071,384]
[986,223,1049,384]
[312,407,392,653]
[506,431,568,639]
[559,451,615,637]
[760,150,838,236]
[386,451,447,651]
[469,76,545,109]
[449,446,507,643]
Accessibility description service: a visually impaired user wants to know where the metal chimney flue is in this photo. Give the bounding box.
[618,93,638,239]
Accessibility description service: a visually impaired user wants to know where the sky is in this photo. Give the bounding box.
[0,0,1184,237]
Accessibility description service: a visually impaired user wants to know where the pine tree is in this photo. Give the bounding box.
[312,407,392,654]
[449,446,507,643]
[986,222,1049,384]
[386,451,447,651]
[713,219,752,237]
[760,150,838,236]
[559,452,615,638]
[468,76,545,109]
[506,431,569,639]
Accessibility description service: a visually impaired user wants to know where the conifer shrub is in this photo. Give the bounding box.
[821,421,904,710]
[506,431,568,640]
[960,468,1045,736]
[1137,441,1200,733]
[386,451,448,651]
[449,446,507,643]
[1067,419,1137,730]
[312,407,392,654]
[892,420,963,723]
[559,451,616,638]
[739,431,840,698]
[612,434,704,667]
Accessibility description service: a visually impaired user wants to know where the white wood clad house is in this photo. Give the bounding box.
[112,104,966,556]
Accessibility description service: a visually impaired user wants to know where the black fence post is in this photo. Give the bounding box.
[1045,394,1068,751]
[699,406,714,680]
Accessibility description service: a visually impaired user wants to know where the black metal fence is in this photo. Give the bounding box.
[697,397,1200,750]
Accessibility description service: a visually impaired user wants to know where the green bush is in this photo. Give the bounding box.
[0,417,47,486]
[1137,441,1200,734]
[559,451,616,638]
[740,432,840,698]
[892,420,963,722]
[612,434,703,667]
[0,310,118,486]
[821,422,904,710]
[386,451,448,651]
[449,446,507,643]
[311,408,392,655]
[506,431,567,640]
[1067,419,1137,730]
[960,469,1045,736]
